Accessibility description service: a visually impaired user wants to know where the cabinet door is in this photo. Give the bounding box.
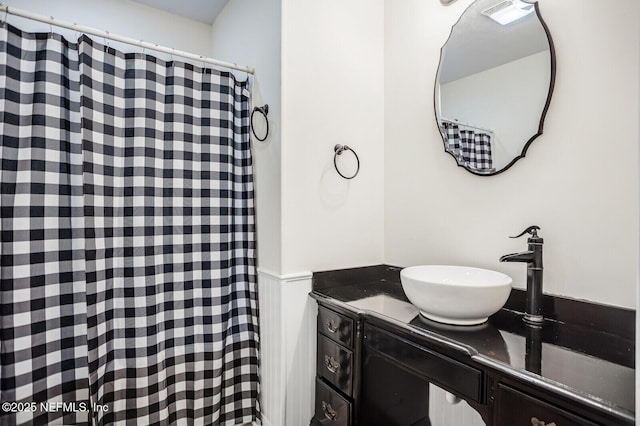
[496,384,599,426]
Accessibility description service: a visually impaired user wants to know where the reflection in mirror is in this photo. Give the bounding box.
[435,0,555,175]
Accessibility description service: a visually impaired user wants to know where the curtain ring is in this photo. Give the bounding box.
[251,104,269,142]
[333,144,360,179]
[102,32,112,53]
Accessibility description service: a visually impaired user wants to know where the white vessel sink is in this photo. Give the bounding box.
[400,265,512,325]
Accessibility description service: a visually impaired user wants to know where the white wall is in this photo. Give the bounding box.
[440,51,551,170]
[210,0,387,421]
[384,0,639,309]
[210,0,282,275]
[2,0,212,58]
[281,0,386,274]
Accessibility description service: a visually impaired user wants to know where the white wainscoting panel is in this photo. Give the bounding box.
[429,384,486,426]
[257,269,315,426]
[257,270,283,426]
[282,276,316,426]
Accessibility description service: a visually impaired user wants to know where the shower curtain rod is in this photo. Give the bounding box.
[441,117,493,134]
[0,4,255,75]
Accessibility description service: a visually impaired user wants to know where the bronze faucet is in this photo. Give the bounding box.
[500,226,544,326]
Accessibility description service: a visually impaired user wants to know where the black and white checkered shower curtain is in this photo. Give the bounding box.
[0,23,260,425]
[441,121,493,171]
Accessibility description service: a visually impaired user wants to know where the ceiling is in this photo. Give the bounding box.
[129,0,229,24]
[130,0,546,82]
[438,0,550,83]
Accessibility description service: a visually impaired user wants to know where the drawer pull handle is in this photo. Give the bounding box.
[326,320,338,333]
[324,355,341,373]
[322,401,337,421]
[531,417,557,426]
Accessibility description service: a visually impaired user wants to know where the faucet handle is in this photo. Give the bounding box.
[510,225,541,239]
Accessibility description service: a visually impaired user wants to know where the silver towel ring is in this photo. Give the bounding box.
[333,144,360,179]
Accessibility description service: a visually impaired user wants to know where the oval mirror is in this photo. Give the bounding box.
[435,0,555,175]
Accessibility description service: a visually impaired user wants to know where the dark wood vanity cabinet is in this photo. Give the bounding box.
[310,266,634,426]
[311,301,634,426]
[311,305,358,426]
[311,305,487,426]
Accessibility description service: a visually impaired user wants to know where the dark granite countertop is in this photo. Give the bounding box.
[310,265,635,423]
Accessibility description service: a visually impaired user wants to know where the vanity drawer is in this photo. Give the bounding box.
[364,324,483,403]
[317,334,353,396]
[318,306,354,348]
[496,384,599,426]
[313,378,351,426]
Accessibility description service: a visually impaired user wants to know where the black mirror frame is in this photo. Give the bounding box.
[434,1,556,176]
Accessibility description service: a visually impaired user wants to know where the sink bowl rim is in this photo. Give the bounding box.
[400,265,512,288]
[400,265,513,325]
